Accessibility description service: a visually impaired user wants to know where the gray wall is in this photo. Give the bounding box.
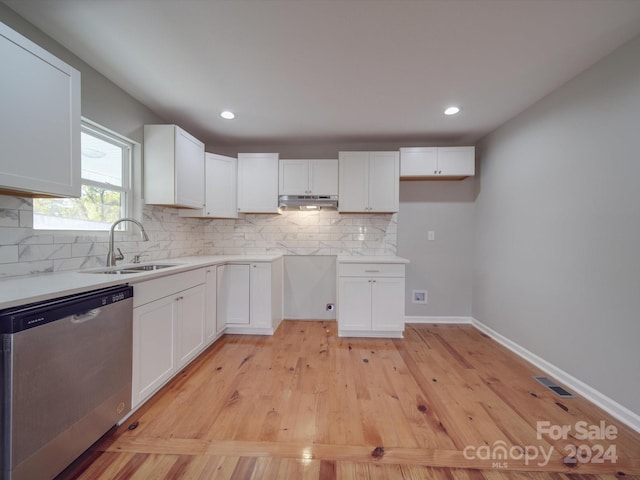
[283,255,336,320]
[474,35,640,415]
[398,179,476,317]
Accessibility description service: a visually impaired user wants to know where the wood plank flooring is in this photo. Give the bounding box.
[59,321,640,479]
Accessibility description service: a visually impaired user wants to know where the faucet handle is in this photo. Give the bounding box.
[115,248,124,262]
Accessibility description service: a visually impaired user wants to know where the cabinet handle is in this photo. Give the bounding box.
[176,296,184,301]
[372,280,376,283]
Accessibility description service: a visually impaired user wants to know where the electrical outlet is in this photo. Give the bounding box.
[412,290,427,304]
[428,231,435,241]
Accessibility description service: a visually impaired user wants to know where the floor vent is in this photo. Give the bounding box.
[532,376,575,398]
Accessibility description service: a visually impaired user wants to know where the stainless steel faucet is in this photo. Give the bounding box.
[106,218,149,267]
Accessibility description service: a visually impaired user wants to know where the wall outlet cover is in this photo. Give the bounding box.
[412,290,427,304]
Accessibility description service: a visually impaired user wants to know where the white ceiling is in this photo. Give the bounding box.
[4,0,640,148]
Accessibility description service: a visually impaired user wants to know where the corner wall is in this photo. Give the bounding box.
[473,35,640,416]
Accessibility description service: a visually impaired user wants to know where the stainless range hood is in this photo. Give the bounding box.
[278,195,338,210]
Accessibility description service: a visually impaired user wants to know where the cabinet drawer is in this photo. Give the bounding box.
[133,268,206,307]
[338,263,405,277]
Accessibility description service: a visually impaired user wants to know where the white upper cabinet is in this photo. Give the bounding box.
[338,151,399,213]
[279,159,338,195]
[400,146,475,179]
[143,124,205,208]
[180,153,238,218]
[237,153,280,213]
[0,21,81,197]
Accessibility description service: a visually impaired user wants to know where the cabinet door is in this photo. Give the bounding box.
[338,152,369,212]
[400,147,437,177]
[205,267,218,341]
[176,284,206,367]
[371,277,405,332]
[133,295,176,407]
[279,160,309,195]
[437,147,475,176]
[309,159,338,195]
[237,153,279,213]
[0,23,80,197]
[206,153,237,217]
[368,152,399,212]
[179,153,237,218]
[175,126,205,208]
[338,276,372,331]
[250,263,272,328]
[217,264,250,324]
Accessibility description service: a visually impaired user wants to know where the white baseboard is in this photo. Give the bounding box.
[471,317,640,434]
[404,315,473,324]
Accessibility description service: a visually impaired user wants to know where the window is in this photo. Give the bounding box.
[34,120,132,231]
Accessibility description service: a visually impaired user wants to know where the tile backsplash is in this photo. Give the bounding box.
[203,210,397,256]
[0,195,397,278]
[0,195,205,278]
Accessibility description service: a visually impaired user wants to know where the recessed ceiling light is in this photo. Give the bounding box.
[220,110,235,120]
[444,106,461,115]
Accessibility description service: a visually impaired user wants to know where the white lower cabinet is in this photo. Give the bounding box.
[217,264,250,325]
[249,263,273,329]
[132,294,176,407]
[217,260,283,334]
[176,284,206,366]
[205,266,224,341]
[337,262,405,338]
[132,269,206,408]
[131,258,284,410]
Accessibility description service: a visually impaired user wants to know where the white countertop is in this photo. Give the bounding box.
[0,254,410,310]
[337,255,410,264]
[0,255,282,310]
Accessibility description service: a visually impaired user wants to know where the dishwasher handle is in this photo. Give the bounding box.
[70,308,102,324]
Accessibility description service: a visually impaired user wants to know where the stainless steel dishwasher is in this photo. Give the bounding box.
[0,285,134,480]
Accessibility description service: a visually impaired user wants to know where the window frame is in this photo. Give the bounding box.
[32,118,135,232]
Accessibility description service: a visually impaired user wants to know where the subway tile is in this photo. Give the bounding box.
[0,195,33,210]
[19,244,72,261]
[0,209,20,227]
[0,245,19,264]
[18,210,33,228]
[0,260,54,278]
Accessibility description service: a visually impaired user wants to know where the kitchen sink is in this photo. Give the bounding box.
[122,264,181,271]
[82,263,183,274]
[83,269,138,274]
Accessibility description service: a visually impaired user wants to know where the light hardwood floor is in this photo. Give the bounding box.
[60,321,640,479]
